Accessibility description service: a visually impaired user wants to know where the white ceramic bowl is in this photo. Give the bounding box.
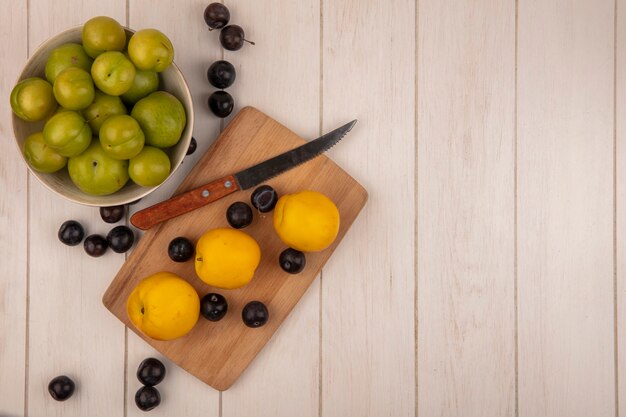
[11,26,194,206]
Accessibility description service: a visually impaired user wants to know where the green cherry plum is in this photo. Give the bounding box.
[45,43,93,84]
[128,29,174,72]
[82,90,127,135]
[130,91,186,148]
[68,141,129,195]
[91,51,136,96]
[99,115,145,160]
[53,67,95,110]
[43,111,92,157]
[120,69,159,104]
[82,16,126,58]
[129,146,170,187]
[22,132,67,173]
[10,77,57,122]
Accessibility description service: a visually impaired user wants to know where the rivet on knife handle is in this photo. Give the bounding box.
[130,175,240,230]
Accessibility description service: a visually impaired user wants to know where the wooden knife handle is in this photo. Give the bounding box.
[130,175,240,230]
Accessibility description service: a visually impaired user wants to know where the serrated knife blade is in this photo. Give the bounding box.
[130,119,357,230]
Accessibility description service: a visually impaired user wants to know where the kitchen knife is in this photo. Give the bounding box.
[130,120,357,230]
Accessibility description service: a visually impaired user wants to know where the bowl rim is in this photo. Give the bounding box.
[11,25,194,207]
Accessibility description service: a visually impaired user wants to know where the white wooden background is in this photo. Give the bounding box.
[0,0,623,416]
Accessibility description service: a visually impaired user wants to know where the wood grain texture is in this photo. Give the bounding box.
[320,0,416,416]
[4,1,623,416]
[103,107,367,391]
[517,0,615,416]
[0,1,28,415]
[617,0,626,412]
[126,1,222,415]
[417,1,516,416]
[25,4,127,417]
[219,1,322,416]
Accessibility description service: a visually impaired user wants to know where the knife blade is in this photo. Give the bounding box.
[130,119,357,230]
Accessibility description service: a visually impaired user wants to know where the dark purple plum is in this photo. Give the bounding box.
[48,375,75,401]
[186,137,197,155]
[84,234,108,257]
[219,25,254,51]
[207,60,236,89]
[226,201,253,229]
[251,185,278,213]
[99,205,125,223]
[137,357,166,386]
[208,91,234,118]
[106,225,135,253]
[135,386,161,411]
[242,301,269,328]
[200,293,228,321]
[168,237,194,262]
[279,248,306,274]
[58,220,85,246]
[204,3,230,30]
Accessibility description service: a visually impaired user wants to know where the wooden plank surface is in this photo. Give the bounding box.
[320,0,416,416]
[103,107,367,391]
[2,0,624,416]
[25,3,127,417]
[219,0,322,416]
[617,0,625,412]
[0,1,28,416]
[126,1,221,415]
[417,1,516,416]
[517,0,615,416]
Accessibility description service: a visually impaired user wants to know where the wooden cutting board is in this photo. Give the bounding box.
[102,106,368,391]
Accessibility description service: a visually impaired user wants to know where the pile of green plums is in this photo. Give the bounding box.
[11,16,187,195]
